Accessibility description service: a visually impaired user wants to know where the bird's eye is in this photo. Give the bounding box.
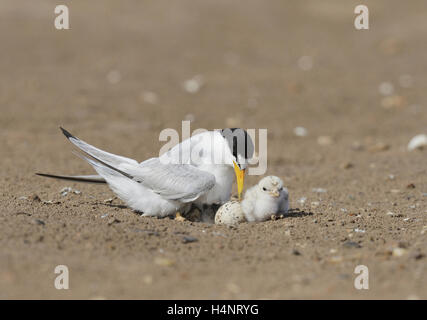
[262,187,267,191]
[278,187,282,191]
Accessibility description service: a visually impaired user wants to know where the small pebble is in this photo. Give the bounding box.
[182,236,198,244]
[368,142,390,152]
[378,82,394,96]
[154,257,175,267]
[31,194,41,202]
[343,241,361,249]
[292,249,301,256]
[33,219,45,226]
[60,187,72,196]
[183,75,204,94]
[107,218,120,225]
[311,201,320,208]
[354,228,366,233]
[392,247,406,257]
[340,162,353,169]
[293,126,308,137]
[297,197,307,204]
[407,134,427,151]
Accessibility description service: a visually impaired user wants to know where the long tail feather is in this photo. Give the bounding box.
[35,173,106,184]
[60,127,138,181]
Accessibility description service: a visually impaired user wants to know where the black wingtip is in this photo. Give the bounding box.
[60,127,74,139]
[35,172,55,178]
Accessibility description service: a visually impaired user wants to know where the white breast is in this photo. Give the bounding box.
[194,164,234,206]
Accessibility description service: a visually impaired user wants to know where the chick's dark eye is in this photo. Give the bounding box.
[278,187,283,191]
[262,187,267,191]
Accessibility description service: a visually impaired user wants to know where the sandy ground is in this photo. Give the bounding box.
[0,0,426,299]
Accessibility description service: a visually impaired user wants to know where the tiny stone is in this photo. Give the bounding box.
[107,218,120,225]
[297,197,307,204]
[368,142,390,152]
[292,249,301,256]
[34,219,45,226]
[182,236,198,244]
[183,75,204,94]
[378,82,394,96]
[311,201,320,208]
[354,228,366,233]
[30,194,41,202]
[392,247,406,257]
[343,241,361,249]
[60,187,72,196]
[312,188,327,193]
[293,126,308,137]
[154,257,175,267]
[407,134,427,151]
[340,162,353,169]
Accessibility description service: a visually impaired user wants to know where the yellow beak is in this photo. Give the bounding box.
[233,162,245,201]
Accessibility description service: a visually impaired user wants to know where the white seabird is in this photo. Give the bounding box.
[37,127,254,217]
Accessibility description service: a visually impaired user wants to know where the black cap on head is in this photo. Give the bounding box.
[220,128,255,165]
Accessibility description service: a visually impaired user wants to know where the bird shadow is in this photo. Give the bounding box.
[95,202,128,209]
[285,209,314,218]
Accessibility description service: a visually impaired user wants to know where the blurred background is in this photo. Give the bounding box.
[0,0,425,299]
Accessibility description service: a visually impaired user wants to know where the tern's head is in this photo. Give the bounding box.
[220,128,254,200]
[257,176,288,201]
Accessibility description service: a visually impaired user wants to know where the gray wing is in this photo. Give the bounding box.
[60,127,216,203]
[123,158,216,202]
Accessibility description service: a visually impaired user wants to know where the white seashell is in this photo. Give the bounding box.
[407,134,427,151]
[214,201,246,226]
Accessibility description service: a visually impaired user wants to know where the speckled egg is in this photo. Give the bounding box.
[214,201,246,226]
